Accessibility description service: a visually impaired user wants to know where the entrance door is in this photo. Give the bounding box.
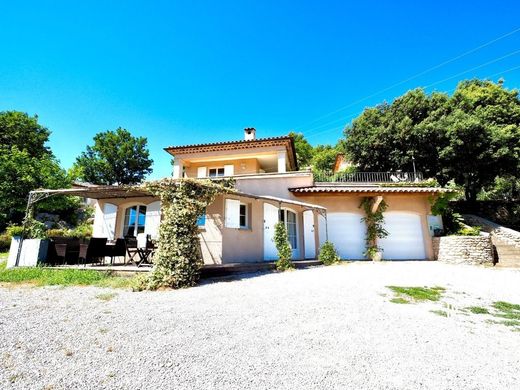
[263,203,279,261]
[303,210,316,259]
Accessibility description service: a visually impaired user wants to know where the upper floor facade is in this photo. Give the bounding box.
[165,128,299,179]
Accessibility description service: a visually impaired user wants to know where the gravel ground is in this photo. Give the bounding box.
[1,262,519,390]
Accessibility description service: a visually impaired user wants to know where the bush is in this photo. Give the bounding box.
[273,221,294,271]
[5,225,24,237]
[65,223,93,239]
[46,228,67,238]
[456,226,481,236]
[0,233,11,252]
[318,241,341,265]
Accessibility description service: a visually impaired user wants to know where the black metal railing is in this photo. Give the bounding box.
[314,171,424,183]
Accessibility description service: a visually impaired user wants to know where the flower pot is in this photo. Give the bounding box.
[7,237,49,268]
[371,251,383,262]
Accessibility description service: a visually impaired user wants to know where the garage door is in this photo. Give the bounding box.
[379,213,426,260]
[326,213,366,259]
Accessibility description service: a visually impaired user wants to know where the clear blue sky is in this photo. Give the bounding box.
[1,1,520,178]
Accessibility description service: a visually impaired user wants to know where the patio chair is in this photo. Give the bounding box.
[79,237,108,265]
[48,237,80,265]
[107,238,126,265]
[124,236,139,265]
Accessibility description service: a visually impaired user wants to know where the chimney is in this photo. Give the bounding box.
[244,127,256,140]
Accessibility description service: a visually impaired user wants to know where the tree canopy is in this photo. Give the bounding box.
[74,128,153,185]
[0,111,71,230]
[344,80,520,200]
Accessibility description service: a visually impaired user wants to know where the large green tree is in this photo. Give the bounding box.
[0,111,71,230]
[74,128,153,185]
[344,80,520,201]
[289,131,314,168]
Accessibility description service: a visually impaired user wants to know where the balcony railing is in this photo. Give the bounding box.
[314,171,424,184]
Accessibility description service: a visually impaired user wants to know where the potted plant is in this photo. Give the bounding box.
[6,219,49,268]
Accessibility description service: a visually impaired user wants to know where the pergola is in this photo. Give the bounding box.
[14,183,328,267]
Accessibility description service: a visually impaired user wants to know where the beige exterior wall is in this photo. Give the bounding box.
[235,173,314,199]
[292,192,435,260]
[185,158,261,177]
[95,197,160,239]
[204,194,310,264]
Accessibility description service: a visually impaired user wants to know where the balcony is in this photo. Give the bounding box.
[313,171,424,184]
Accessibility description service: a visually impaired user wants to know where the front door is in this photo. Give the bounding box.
[263,203,279,261]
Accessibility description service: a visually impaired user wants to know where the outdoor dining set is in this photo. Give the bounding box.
[46,233,156,268]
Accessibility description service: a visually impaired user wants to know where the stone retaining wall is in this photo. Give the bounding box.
[463,214,520,249]
[433,236,494,265]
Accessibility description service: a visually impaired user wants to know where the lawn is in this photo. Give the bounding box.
[0,252,136,288]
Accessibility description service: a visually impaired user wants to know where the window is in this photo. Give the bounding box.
[197,209,206,227]
[224,199,250,229]
[279,209,297,249]
[239,204,248,228]
[123,205,147,237]
[208,167,225,177]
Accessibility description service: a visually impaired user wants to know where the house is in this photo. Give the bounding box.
[88,128,447,264]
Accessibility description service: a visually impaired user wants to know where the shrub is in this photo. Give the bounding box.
[273,221,294,271]
[46,228,67,238]
[318,241,341,265]
[5,225,24,237]
[456,226,481,236]
[65,223,93,239]
[0,233,11,252]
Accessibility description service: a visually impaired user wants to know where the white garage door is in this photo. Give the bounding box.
[326,213,366,259]
[379,213,426,260]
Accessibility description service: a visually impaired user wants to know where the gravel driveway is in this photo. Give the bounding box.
[1,262,519,390]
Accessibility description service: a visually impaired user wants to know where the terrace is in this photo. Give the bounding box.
[313,171,424,184]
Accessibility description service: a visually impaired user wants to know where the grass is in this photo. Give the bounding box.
[466,306,489,314]
[430,309,448,317]
[95,292,117,301]
[0,260,137,289]
[390,297,410,304]
[491,301,520,320]
[387,286,445,302]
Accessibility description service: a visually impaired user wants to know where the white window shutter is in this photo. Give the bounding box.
[102,203,117,240]
[144,201,161,239]
[92,202,104,237]
[224,164,234,176]
[225,199,240,228]
[197,166,207,178]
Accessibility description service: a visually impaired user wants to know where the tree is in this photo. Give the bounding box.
[289,131,314,168]
[74,128,153,185]
[0,111,51,158]
[344,80,520,200]
[0,111,72,230]
[311,144,339,172]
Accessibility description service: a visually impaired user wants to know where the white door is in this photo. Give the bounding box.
[263,203,279,261]
[303,210,316,259]
[379,213,426,260]
[144,201,161,240]
[327,213,366,259]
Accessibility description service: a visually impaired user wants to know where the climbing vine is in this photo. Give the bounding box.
[136,178,234,290]
[359,197,388,260]
[273,221,294,271]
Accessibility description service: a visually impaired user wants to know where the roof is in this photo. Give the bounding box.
[289,186,452,194]
[164,135,298,171]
